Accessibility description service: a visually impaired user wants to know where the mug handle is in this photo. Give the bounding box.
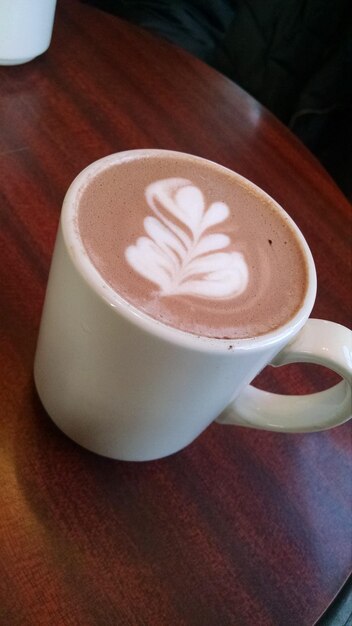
[216,319,352,432]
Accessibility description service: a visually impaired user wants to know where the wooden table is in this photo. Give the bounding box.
[0,1,351,624]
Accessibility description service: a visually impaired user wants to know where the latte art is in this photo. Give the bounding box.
[77,151,308,339]
[125,178,249,298]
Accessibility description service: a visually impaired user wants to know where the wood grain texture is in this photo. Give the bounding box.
[0,1,351,625]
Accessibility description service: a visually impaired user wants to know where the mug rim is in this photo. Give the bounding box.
[61,149,317,353]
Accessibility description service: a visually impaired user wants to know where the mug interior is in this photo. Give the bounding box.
[61,149,317,353]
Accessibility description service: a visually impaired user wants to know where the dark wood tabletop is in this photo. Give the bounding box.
[0,1,351,624]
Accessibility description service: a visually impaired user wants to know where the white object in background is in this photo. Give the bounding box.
[0,0,57,66]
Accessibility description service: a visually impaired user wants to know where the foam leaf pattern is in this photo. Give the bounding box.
[125,178,249,298]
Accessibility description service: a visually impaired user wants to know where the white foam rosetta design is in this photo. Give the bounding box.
[125,178,249,298]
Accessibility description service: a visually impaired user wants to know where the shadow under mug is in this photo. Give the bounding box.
[34,150,352,461]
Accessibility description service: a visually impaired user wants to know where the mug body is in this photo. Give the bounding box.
[34,151,317,461]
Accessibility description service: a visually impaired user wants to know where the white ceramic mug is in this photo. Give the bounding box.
[0,0,57,66]
[34,151,352,461]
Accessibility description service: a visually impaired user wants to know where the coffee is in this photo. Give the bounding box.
[76,152,308,339]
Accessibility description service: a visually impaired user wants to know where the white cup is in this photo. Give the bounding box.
[0,0,57,66]
[34,150,352,461]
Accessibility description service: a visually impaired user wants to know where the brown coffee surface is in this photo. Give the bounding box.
[76,153,308,339]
